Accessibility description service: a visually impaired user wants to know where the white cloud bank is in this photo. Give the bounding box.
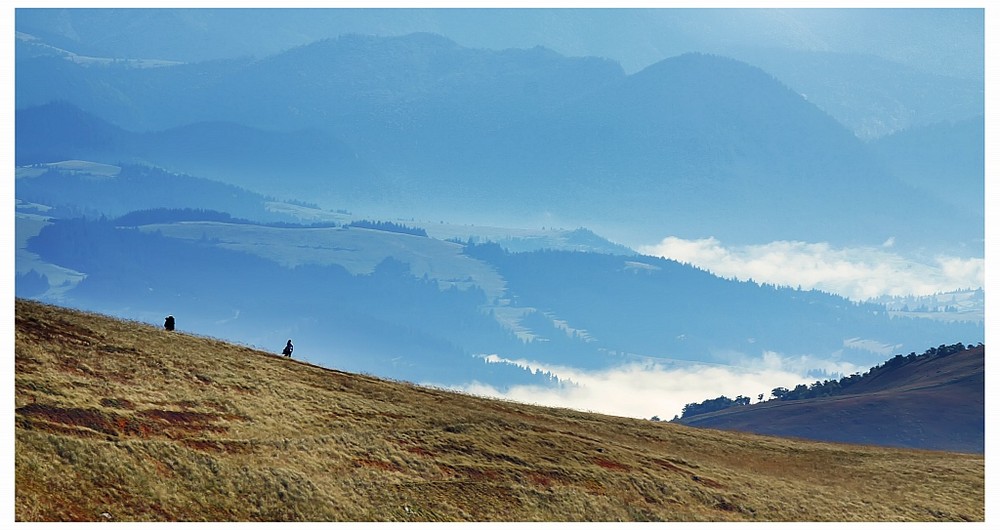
[451,352,860,421]
[637,237,984,301]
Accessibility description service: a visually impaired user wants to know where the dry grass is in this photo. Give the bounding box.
[14,299,985,522]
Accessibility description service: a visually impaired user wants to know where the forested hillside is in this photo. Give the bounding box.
[676,343,984,453]
[464,243,980,366]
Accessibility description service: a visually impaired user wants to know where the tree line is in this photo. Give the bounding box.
[347,220,427,237]
[113,207,338,229]
[676,342,982,420]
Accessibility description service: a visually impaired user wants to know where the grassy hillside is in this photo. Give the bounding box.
[677,345,985,453]
[14,299,984,522]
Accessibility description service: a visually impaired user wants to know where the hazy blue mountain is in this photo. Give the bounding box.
[16,8,981,81]
[193,33,624,154]
[727,47,984,140]
[868,117,985,217]
[15,36,981,253]
[15,101,127,163]
[16,33,624,133]
[15,103,381,203]
[15,54,254,133]
[17,7,982,140]
[472,52,911,244]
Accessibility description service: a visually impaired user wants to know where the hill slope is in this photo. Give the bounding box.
[677,344,985,453]
[14,103,378,203]
[14,299,984,522]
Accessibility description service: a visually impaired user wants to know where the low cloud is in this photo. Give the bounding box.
[637,237,984,300]
[450,353,854,421]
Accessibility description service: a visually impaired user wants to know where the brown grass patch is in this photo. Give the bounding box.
[593,456,630,472]
[355,457,403,473]
[17,403,137,437]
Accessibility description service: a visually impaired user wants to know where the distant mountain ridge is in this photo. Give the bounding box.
[868,117,984,217]
[15,102,380,203]
[16,8,982,83]
[15,34,982,251]
[677,343,984,453]
[727,47,983,140]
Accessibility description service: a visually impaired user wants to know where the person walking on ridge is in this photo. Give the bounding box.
[282,339,293,358]
[164,315,175,331]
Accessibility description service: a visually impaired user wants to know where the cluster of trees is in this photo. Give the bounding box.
[677,342,982,419]
[347,220,427,237]
[924,342,978,357]
[679,395,753,419]
[873,288,983,314]
[768,378,856,402]
[113,208,244,226]
[15,270,49,298]
[113,207,339,229]
[770,342,981,402]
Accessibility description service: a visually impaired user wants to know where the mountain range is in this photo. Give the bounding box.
[16,8,983,149]
[15,30,983,251]
[14,9,985,424]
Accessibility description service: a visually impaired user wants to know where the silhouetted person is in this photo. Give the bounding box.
[282,339,293,358]
[164,315,175,331]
